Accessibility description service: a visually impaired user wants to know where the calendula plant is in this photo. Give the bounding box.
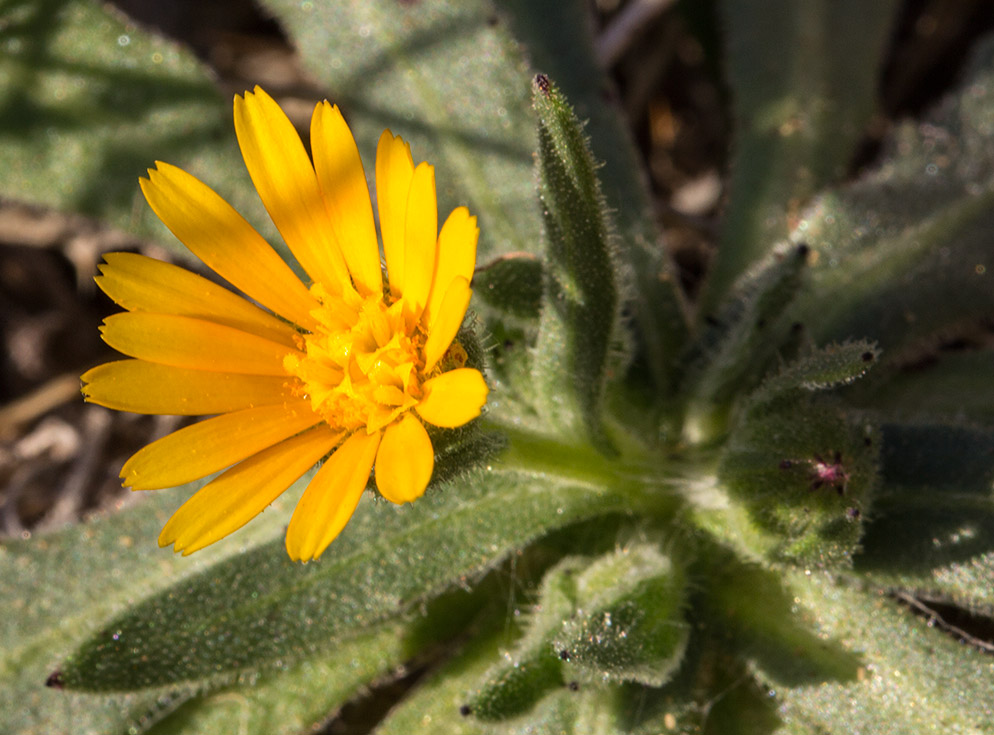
[4,1,994,734]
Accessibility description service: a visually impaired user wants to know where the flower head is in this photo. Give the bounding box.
[82,87,488,561]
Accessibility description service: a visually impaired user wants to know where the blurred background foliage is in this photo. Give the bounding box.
[4,0,994,733]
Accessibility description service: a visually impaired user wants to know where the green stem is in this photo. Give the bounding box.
[496,424,632,486]
[482,419,711,520]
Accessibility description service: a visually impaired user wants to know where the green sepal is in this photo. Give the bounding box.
[717,344,881,564]
[423,321,505,489]
[555,544,688,688]
[530,74,621,453]
[681,243,810,443]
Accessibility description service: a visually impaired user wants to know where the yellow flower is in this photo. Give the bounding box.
[82,87,489,561]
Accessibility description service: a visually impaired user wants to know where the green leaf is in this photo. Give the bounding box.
[681,243,810,443]
[0,477,301,735]
[857,486,994,577]
[776,570,994,733]
[529,75,620,451]
[852,418,994,611]
[854,433,994,607]
[0,0,276,252]
[844,350,994,424]
[702,0,900,312]
[792,38,994,357]
[556,544,688,687]
[498,0,690,393]
[58,471,628,691]
[879,421,994,492]
[146,623,406,735]
[695,545,861,688]
[474,253,544,319]
[147,578,495,735]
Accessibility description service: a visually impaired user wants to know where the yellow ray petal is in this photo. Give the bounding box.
[97,253,297,348]
[416,368,489,428]
[160,425,341,555]
[285,430,381,561]
[99,313,301,376]
[375,414,434,504]
[140,162,318,330]
[82,360,292,415]
[122,401,320,490]
[423,277,471,372]
[311,101,382,296]
[376,131,415,296]
[402,162,438,324]
[233,87,352,294]
[423,207,478,329]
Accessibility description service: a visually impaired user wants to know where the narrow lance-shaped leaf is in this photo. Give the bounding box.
[465,557,581,722]
[57,470,629,692]
[555,543,688,688]
[0,477,303,735]
[145,623,409,735]
[701,0,900,313]
[844,350,994,424]
[695,541,862,687]
[500,0,691,393]
[147,575,499,735]
[680,242,810,444]
[853,422,994,608]
[530,74,620,452]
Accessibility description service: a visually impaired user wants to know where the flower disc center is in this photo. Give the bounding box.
[284,286,425,433]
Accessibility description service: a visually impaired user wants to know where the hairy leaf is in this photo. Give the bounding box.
[0,0,274,250]
[58,471,627,691]
[793,38,994,358]
[775,570,994,733]
[530,75,620,451]
[703,0,900,311]
[0,478,300,735]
